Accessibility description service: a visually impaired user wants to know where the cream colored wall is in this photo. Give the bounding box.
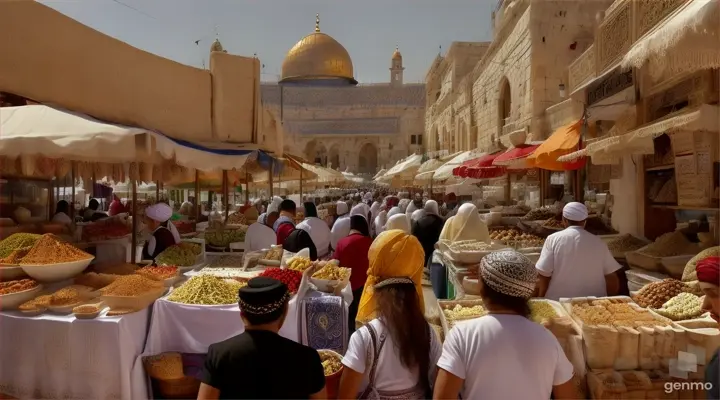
[609,155,640,235]
[210,52,261,143]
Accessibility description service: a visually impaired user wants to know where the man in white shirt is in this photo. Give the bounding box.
[536,202,621,300]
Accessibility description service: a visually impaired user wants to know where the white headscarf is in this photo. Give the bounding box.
[398,199,410,213]
[336,201,349,216]
[440,203,490,243]
[406,201,418,218]
[267,196,283,214]
[387,207,402,218]
[145,203,181,244]
[424,200,440,216]
[350,203,370,221]
[385,213,411,233]
[373,210,388,236]
[411,209,426,222]
[364,192,374,202]
[370,202,381,222]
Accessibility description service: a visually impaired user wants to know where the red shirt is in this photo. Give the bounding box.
[276,222,295,246]
[332,233,373,291]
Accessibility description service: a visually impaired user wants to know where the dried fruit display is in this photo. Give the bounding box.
[638,231,695,257]
[632,279,689,309]
[73,304,100,314]
[19,234,93,265]
[319,351,342,376]
[259,268,302,293]
[571,299,668,328]
[74,272,118,289]
[0,233,42,258]
[542,218,564,229]
[312,261,350,281]
[167,275,243,305]
[489,229,544,248]
[205,228,247,248]
[287,256,312,271]
[81,219,131,242]
[19,294,51,311]
[199,268,252,278]
[443,303,487,320]
[156,242,202,266]
[653,292,703,321]
[529,301,558,324]
[171,220,196,235]
[136,266,178,280]
[100,274,163,297]
[0,247,31,264]
[144,352,184,380]
[447,240,494,252]
[0,278,38,295]
[607,234,648,254]
[263,246,283,261]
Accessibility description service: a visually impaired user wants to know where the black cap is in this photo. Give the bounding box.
[239,277,290,315]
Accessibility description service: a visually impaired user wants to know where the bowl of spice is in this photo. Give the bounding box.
[19,234,94,282]
[0,279,42,310]
[73,303,103,319]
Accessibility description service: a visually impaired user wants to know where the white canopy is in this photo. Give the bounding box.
[414,152,461,185]
[432,151,477,183]
[152,133,260,172]
[378,154,423,181]
[0,105,151,162]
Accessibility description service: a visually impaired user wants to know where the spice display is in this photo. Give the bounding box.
[144,352,185,380]
[529,301,558,324]
[264,246,283,261]
[607,234,648,254]
[156,242,202,266]
[50,287,83,306]
[167,275,242,305]
[312,261,350,281]
[447,240,494,252]
[319,351,342,376]
[443,303,487,320]
[205,228,247,248]
[137,265,178,280]
[19,234,93,265]
[653,292,703,321]
[584,217,618,236]
[74,272,118,289]
[0,247,31,264]
[571,300,668,328]
[206,255,244,269]
[100,274,163,296]
[638,231,695,257]
[542,218,564,229]
[73,304,100,314]
[0,278,38,295]
[259,268,302,293]
[19,294,51,311]
[652,176,677,203]
[226,212,248,225]
[81,219,131,242]
[521,207,559,221]
[489,229,544,247]
[632,278,689,309]
[0,233,42,259]
[287,256,313,271]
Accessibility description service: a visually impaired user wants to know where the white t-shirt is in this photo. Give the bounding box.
[535,226,621,300]
[243,222,276,252]
[342,319,442,393]
[296,217,331,257]
[437,314,573,400]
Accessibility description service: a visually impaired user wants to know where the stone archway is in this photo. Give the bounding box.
[497,77,512,142]
[328,143,341,170]
[358,143,378,175]
[458,119,468,151]
[304,140,328,166]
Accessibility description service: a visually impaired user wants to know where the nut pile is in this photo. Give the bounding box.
[74,272,118,289]
[167,275,243,305]
[19,234,93,265]
[638,231,695,257]
[0,233,42,259]
[287,256,312,271]
[542,218,564,229]
[632,278,689,309]
[489,229,544,248]
[100,274,163,297]
[263,246,283,261]
[144,352,184,380]
[19,294,51,311]
[521,207,559,221]
[73,304,100,314]
[653,292,703,321]
[529,301,558,324]
[156,242,202,266]
[571,300,667,328]
[137,266,178,280]
[312,261,350,281]
[607,234,648,254]
[0,278,38,295]
[319,351,342,376]
[260,268,302,293]
[0,247,31,264]
[442,303,487,320]
[448,240,494,252]
[50,287,83,306]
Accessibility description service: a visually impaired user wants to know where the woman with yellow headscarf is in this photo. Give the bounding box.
[339,230,440,399]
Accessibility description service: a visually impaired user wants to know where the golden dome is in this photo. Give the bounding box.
[280,14,356,84]
[392,46,402,60]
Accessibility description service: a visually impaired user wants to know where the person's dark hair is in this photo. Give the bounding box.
[279,199,296,213]
[375,282,431,393]
[480,276,531,318]
[563,217,585,227]
[88,199,99,210]
[283,229,318,260]
[55,200,69,215]
[304,202,318,218]
[350,215,370,237]
[241,302,288,325]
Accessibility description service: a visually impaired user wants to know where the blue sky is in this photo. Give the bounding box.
[40,0,496,83]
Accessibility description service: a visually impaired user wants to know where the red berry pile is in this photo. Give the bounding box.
[259,268,302,294]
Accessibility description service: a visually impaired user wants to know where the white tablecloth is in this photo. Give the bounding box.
[0,309,150,400]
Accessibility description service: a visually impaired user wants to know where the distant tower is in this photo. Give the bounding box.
[390,46,404,87]
[210,27,227,53]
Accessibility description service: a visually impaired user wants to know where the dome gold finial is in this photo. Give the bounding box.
[315,13,320,32]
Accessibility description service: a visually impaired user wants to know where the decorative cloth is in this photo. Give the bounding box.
[562,202,588,222]
[439,203,490,243]
[373,277,414,289]
[336,201,349,216]
[357,230,425,323]
[301,296,347,354]
[480,250,537,299]
[697,256,720,289]
[385,214,411,233]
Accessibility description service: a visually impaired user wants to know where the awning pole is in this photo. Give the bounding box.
[223,170,229,220]
[70,162,76,222]
[194,170,201,220]
[269,160,274,198]
[300,167,304,202]
[130,179,137,263]
[245,172,250,204]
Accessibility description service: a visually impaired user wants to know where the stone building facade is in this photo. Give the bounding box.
[424,0,613,153]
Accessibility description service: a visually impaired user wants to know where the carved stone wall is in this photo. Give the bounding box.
[597,0,631,72]
[635,0,687,38]
[569,45,596,92]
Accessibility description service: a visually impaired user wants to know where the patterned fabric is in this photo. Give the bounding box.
[301,296,347,354]
[374,277,414,289]
[480,250,538,299]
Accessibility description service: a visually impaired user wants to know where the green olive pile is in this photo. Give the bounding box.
[205,229,247,248]
[156,242,202,266]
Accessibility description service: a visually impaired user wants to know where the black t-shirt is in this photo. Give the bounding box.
[201,330,326,399]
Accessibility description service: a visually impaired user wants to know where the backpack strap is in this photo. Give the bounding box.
[358,324,387,399]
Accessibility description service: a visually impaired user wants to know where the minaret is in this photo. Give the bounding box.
[390,46,404,87]
[210,28,227,53]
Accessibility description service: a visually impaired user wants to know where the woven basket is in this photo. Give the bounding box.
[155,376,200,399]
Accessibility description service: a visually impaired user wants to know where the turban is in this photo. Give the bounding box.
[239,277,290,316]
[356,230,425,323]
[697,256,720,289]
[336,201,349,216]
[480,250,537,299]
[563,202,588,222]
[145,203,173,223]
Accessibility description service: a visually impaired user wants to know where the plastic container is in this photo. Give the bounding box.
[20,257,94,283]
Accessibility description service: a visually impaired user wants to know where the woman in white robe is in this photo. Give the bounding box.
[297,202,332,258]
[331,203,369,251]
[373,210,388,238]
[244,213,277,252]
[385,213,411,233]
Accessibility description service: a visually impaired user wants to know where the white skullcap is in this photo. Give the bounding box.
[336,201,349,216]
[145,203,173,222]
[562,202,588,222]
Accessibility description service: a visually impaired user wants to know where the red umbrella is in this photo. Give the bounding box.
[492,144,541,166]
[453,152,506,179]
